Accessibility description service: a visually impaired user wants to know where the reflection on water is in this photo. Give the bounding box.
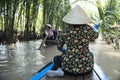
[90,41,120,80]
[0,40,120,80]
[0,40,60,80]
[0,40,46,80]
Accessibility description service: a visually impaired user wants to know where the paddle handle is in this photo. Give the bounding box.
[38,36,48,50]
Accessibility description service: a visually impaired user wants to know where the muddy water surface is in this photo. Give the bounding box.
[0,40,60,80]
[0,40,120,80]
[90,41,120,80]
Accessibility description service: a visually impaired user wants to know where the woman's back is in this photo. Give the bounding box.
[58,25,98,74]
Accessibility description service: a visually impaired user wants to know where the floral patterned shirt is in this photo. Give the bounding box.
[57,24,99,74]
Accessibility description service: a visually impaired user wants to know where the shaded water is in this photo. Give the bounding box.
[0,40,120,80]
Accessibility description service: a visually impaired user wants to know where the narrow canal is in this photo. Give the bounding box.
[0,39,120,80]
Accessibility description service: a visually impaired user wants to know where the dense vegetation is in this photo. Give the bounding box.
[95,0,120,50]
[0,0,71,44]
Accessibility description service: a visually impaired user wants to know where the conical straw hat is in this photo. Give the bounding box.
[62,5,92,24]
[45,24,52,28]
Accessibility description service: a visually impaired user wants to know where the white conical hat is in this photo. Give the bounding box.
[45,24,52,28]
[62,5,92,24]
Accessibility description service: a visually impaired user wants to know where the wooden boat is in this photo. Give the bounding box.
[38,39,58,50]
[30,62,109,80]
[45,40,58,45]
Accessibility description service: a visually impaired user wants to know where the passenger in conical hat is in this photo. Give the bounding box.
[57,5,99,74]
[46,5,100,77]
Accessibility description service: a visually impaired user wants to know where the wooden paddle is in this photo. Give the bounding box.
[38,36,48,50]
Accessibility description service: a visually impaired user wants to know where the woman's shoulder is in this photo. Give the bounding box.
[84,24,93,30]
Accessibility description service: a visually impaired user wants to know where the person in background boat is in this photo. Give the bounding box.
[46,5,100,77]
[43,24,54,40]
[42,24,58,45]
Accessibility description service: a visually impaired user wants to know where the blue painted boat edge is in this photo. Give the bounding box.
[94,64,109,80]
[30,62,54,80]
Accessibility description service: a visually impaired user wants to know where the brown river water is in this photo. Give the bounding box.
[0,39,120,80]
